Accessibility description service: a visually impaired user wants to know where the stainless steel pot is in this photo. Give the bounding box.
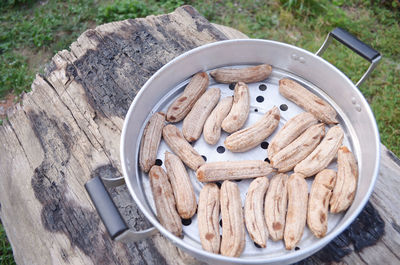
[86,28,381,264]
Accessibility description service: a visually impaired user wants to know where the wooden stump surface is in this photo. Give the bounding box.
[0,5,399,265]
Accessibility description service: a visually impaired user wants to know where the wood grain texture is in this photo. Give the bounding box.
[0,5,223,265]
[0,5,399,265]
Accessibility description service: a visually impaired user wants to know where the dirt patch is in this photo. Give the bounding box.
[19,47,53,74]
[0,94,17,118]
[342,5,370,20]
[1,47,54,118]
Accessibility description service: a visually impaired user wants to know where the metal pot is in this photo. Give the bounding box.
[86,28,381,264]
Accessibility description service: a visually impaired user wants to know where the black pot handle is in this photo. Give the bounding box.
[85,176,157,242]
[316,27,381,87]
[330,27,380,62]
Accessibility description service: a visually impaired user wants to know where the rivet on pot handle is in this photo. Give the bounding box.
[85,176,157,243]
[316,27,381,87]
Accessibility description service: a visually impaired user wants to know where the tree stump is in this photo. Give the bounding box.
[0,5,399,265]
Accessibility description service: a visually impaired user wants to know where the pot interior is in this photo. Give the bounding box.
[121,39,380,264]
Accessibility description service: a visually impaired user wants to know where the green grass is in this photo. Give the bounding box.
[1,0,398,155]
[0,0,399,262]
[188,0,400,154]
[0,0,185,97]
[0,222,15,265]
[0,0,107,97]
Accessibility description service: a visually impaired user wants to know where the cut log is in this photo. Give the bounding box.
[0,5,399,265]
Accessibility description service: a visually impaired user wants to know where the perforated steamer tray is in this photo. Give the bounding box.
[138,66,356,258]
[118,39,380,265]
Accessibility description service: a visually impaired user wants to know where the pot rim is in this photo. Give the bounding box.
[120,39,380,263]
